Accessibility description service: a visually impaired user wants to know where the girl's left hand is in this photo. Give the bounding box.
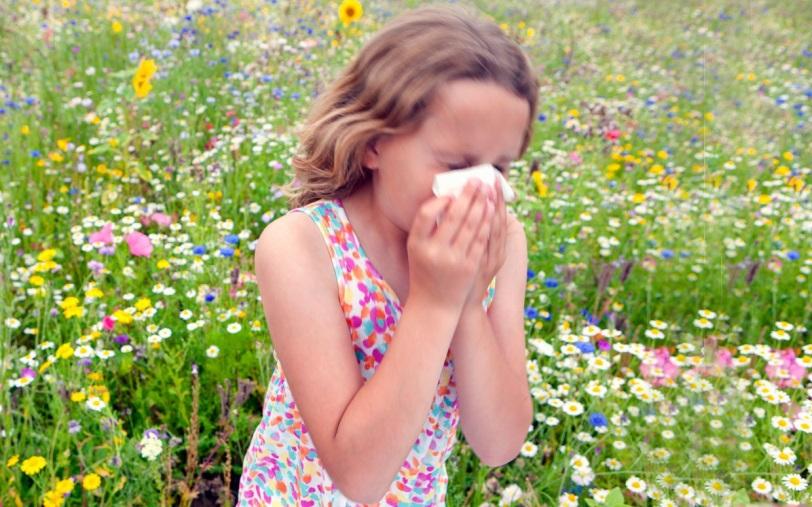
[461,177,508,311]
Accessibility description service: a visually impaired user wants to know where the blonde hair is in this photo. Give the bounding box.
[282,4,540,209]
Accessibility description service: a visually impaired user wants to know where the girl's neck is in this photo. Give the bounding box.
[343,179,409,267]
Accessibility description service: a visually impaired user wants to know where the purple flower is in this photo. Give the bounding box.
[144,428,161,439]
[68,420,81,434]
[20,368,36,379]
[113,334,130,345]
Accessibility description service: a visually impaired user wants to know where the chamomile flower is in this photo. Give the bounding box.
[751,477,772,495]
[86,396,106,411]
[206,345,220,358]
[626,476,647,494]
[782,474,808,492]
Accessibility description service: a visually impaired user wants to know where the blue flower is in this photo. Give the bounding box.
[204,293,216,303]
[527,268,536,280]
[660,249,674,259]
[787,250,800,261]
[575,341,595,354]
[220,247,234,258]
[537,113,547,122]
[589,412,608,427]
[31,149,41,158]
[224,234,240,245]
[524,307,538,319]
[192,245,206,255]
[544,278,559,289]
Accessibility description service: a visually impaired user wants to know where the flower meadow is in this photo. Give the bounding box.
[1,0,810,506]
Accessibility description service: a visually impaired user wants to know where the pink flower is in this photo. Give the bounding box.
[640,346,680,387]
[766,348,806,389]
[125,231,153,257]
[715,347,734,369]
[150,212,172,227]
[102,315,116,332]
[605,129,621,141]
[568,151,582,165]
[89,223,114,245]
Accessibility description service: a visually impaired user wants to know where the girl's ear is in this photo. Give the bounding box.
[362,136,382,171]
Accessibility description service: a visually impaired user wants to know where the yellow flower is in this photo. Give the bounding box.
[157,259,170,270]
[38,249,56,262]
[43,489,66,507]
[21,456,47,476]
[648,164,664,175]
[526,27,535,38]
[82,473,101,491]
[56,343,74,359]
[133,78,153,99]
[6,455,19,468]
[631,192,646,204]
[21,125,30,135]
[38,359,54,374]
[87,372,103,382]
[338,0,363,25]
[64,306,85,319]
[86,287,104,298]
[132,59,157,99]
[757,194,772,205]
[704,111,714,121]
[57,138,70,151]
[657,150,668,159]
[71,391,86,402]
[746,179,757,192]
[134,298,152,311]
[531,171,548,197]
[112,309,133,324]
[55,478,75,494]
[30,275,45,286]
[111,20,123,33]
[782,151,793,161]
[59,297,79,309]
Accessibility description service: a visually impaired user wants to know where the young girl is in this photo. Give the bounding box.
[238,5,538,506]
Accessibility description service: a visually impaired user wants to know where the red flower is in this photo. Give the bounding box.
[605,129,621,141]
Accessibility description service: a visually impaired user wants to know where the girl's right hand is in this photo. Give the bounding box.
[406,179,495,312]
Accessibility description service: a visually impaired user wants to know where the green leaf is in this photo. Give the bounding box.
[729,489,750,506]
[605,487,630,507]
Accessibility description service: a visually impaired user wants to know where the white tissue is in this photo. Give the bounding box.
[432,164,516,203]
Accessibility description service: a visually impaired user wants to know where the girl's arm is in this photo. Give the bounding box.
[449,214,533,466]
[254,214,464,504]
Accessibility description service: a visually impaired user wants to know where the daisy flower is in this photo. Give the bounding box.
[626,476,647,494]
[782,474,807,492]
[751,477,772,495]
[206,345,220,358]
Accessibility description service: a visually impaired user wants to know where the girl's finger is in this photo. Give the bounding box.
[412,195,453,239]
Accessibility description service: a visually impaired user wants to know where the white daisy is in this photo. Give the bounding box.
[751,477,772,495]
[86,396,106,411]
[644,328,665,340]
[626,476,647,494]
[771,416,792,432]
[562,400,584,416]
[693,318,713,329]
[520,441,538,458]
[782,474,807,492]
[775,321,794,331]
[227,322,242,334]
[697,309,717,319]
[772,447,796,466]
[649,320,668,330]
[206,345,220,358]
[770,329,791,341]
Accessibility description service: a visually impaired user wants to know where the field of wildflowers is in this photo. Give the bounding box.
[1,0,810,505]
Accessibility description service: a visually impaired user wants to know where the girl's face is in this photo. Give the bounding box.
[363,78,529,236]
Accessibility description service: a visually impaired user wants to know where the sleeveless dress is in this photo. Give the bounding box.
[237,197,497,506]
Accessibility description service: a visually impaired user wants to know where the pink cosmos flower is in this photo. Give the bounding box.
[125,231,153,257]
[639,346,680,387]
[102,315,116,332]
[766,348,807,389]
[89,223,114,245]
[605,129,621,141]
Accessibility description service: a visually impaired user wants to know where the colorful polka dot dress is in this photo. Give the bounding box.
[238,197,496,506]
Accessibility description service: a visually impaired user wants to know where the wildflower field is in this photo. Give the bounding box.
[1,0,810,505]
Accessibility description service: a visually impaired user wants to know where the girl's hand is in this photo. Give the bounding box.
[406,179,495,313]
[461,176,508,311]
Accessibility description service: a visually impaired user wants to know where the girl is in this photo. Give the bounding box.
[238,4,538,506]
